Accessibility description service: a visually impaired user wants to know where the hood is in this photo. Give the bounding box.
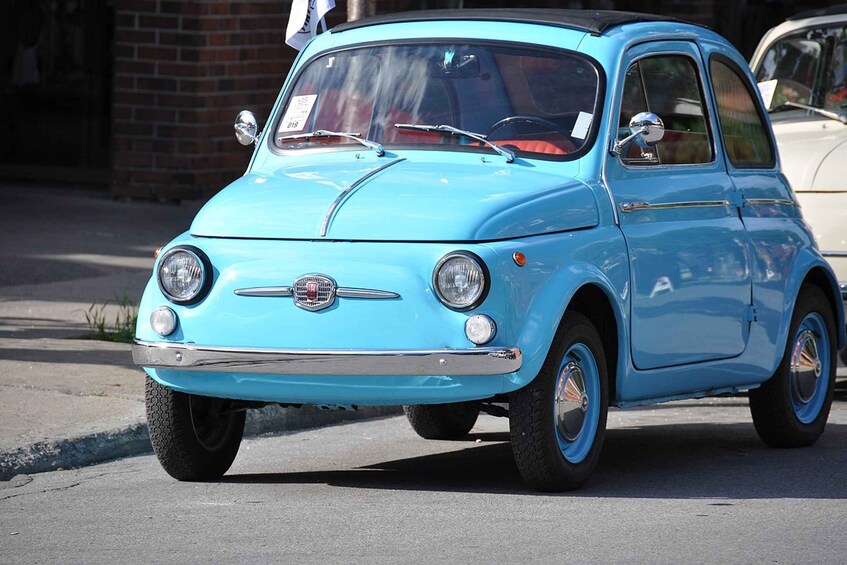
[772,118,847,191]
[190,156,598,241]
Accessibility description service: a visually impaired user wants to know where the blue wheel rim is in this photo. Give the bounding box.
[789,312,830,424]
[553,342,600,463]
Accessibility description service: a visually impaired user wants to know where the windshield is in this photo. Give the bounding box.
[273,43,601,159]
[755,25,847,112]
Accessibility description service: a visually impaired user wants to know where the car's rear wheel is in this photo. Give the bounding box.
[146,376,245,480]
[403,403,479,439]
[509,311,608,492]
[749,286,836,447]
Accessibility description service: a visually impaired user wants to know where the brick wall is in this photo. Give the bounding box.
[110,0,424,200]
[113,1,303,200]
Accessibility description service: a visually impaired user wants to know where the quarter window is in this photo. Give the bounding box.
[618,55,713,166]
[711,59,774,167]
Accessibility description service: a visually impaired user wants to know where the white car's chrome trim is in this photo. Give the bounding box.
[133,340,521,376]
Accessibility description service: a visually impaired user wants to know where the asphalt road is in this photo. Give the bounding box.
[3,394,846,564]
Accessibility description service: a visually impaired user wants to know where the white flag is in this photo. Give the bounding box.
[286,0,335,51]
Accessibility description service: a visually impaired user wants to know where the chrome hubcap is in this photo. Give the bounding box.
[791,329,821,405]
[555,361,589,441]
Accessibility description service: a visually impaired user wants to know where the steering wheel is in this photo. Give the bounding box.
[486,115,572,140]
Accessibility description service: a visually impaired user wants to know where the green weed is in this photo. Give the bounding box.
[84,291,139,343]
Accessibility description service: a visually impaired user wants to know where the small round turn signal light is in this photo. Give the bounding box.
[154,246,162,259]
[513,252,526,267]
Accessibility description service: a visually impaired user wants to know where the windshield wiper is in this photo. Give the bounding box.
[394,123,516,163]
[770,101,847,124]
[277,130,385,156]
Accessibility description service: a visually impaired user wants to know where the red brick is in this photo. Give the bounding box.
[160,31,208,47]
[158,62,208,78]
[114,153,154,168]
[157,93,202,108]
[114,60,155,75]
[114,122,154,136]
[136,108,177,122]
[121,0,157,13]
[138,46,179,61]
[116,30,156,44]
[208,33,228,47]
[139,15,180,29]
[115,91,155,106]
[160,2,205,16]
[136,77,178,92]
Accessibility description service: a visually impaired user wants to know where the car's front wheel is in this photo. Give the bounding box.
[749,285,837,447]
[509,311,608,492]
[146,376,245,480]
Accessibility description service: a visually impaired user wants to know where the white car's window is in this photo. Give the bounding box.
[755,34,821,108]
[273,43,601,160]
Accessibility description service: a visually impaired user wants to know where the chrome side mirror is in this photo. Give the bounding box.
[234,110,260,146]
[611,111,665,155]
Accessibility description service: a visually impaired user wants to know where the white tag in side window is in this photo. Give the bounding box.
[572,112,593,140]
[757,79,777,109]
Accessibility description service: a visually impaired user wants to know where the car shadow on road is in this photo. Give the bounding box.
[222,421,847,498]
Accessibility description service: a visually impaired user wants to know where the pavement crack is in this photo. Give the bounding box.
[0,481,82,501]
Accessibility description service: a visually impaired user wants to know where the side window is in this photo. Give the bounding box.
[618,55,713,166]
[710,59,775,167]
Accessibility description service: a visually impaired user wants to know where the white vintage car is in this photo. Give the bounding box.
[751,6,847,315]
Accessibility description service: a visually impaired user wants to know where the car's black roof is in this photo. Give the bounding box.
[333,9,686,36]
[788,4,847,21]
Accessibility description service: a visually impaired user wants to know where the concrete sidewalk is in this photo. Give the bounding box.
[0,184,397,480]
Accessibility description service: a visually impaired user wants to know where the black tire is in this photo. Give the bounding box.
[403,403,479,439]
[509,311,608,492]
[146,376,245,480]
[749,285,837,447]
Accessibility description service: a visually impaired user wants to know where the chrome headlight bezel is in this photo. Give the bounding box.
[432,251,489,311]
[157,246,212,306]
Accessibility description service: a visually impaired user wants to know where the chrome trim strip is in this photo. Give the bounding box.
[234,286,293,297]
[235,286,399,299]
[132,340,522,376]
[320,157,407,237]
[821,252,847,258]
[745,198,796,207]
[335,288,400,299]
[620,200,729,213]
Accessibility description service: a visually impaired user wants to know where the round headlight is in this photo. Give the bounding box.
[157,247,209,305]
[433,252,488,310]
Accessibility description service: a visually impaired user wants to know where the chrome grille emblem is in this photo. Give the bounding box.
[293,275,337,311]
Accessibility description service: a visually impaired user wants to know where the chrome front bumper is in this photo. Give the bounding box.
[132,340,522,376]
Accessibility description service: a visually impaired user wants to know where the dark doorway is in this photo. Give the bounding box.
[0,0,114,185]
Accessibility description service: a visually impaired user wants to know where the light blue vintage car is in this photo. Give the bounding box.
[133,9,845,491]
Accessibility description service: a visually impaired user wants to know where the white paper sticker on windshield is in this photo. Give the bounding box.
[571,111,593,140]
[278,94,317,133]
[758,79,777,109]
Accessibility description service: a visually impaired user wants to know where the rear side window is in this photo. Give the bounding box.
[710,59,774,167]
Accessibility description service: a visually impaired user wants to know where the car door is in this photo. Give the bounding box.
[605,40,753,370]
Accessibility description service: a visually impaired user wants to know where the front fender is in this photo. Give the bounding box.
[487,226,629,393]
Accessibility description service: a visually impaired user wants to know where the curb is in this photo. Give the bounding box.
[0,405,402,481]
